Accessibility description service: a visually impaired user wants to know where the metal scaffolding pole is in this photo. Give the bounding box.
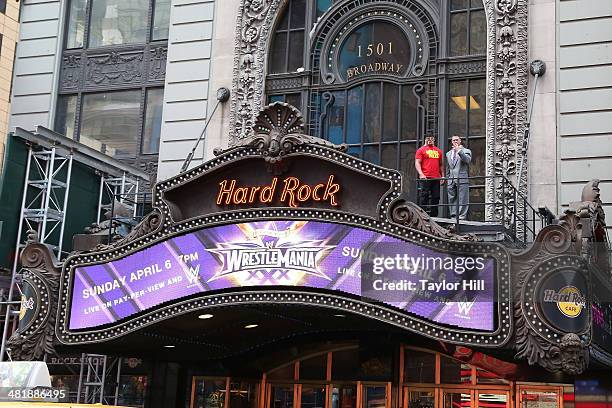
[0,144,74,361]
[97,172,140,223]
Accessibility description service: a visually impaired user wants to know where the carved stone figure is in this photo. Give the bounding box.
[559,333,588,375]
[561,179,610,274]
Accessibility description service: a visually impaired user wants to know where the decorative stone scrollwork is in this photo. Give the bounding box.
[389,199,478,241]
[512,220,591,375]
[108,209,163,249]
[219,102,347,174]
[149,47,168,81]
[86,51,144,86]
[446,61,487,75]
[6,233,60,361]
[486,0,527,224]
[60,54,81,90]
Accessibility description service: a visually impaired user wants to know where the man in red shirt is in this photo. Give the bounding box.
[415,135,444,217]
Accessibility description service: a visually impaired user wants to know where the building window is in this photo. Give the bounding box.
[80,90,142,158]
[448,78,485,174]
[449,0,486,56]
[152,0,172,40]
[142,88,164,154]
[66,0,167,49]
[66,0,87,49]
[448,78,486,220]
[269,0,307,74]
[89,0,149,48]
[55,95,78,139]
[268,94,303,113]
[55,88,164,159]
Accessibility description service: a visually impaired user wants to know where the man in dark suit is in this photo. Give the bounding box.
[446,135,472,220]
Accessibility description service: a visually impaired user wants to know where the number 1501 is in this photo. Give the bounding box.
[358,42,393,57]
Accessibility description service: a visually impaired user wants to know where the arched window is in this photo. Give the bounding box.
[266,0,487,212]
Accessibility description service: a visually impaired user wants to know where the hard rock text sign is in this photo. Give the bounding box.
[215,176,341,208]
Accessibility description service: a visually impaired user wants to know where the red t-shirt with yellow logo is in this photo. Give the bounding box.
[415,145,443,178]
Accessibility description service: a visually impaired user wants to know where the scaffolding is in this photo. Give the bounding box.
[77,353,122,405]
[98,173,140,224]
[0,126,149,362]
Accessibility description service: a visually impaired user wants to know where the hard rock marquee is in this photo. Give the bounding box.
[7,104,611,385]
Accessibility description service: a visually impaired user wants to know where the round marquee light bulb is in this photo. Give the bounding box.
[244,324,259,329]
[198,314,214,320]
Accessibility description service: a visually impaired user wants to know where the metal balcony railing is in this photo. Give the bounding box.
[416,175,550,245]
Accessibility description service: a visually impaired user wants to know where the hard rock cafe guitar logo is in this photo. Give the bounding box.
[206,221,334,286]
[543,286,586,318]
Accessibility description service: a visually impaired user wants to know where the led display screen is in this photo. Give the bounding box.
[69,220,496,331]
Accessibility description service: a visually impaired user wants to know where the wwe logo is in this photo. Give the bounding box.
[184,265,201,284]
[456,301,475,316]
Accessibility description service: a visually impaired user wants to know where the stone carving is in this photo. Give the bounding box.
[149,47,168,81]
[218,102,347,174]
[86,51,144,86]
[230,0,279,141]
[60,54,81,90]
[446,61,487,75]
[5,231,60,361]
[266,76,303,91]
[486,0,528,223]
[512,182,595,375]
[390,199,478,241]
[559,333,589,375]
[515,312,589,375]
[114,209,162,245]
[560,179,610,274]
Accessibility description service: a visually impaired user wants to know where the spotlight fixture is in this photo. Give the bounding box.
[244,324,259,329]
[198,314,214,320]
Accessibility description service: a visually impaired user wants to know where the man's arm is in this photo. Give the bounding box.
[458,148,472,164]
[415,158,425,178]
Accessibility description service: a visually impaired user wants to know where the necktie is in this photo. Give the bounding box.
[453,149,457,162]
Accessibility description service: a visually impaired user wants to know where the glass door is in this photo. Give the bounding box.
[477,391,509,408]
[517,387,560,408]
[331,384,357,408]
[191,377,228,408]
[442,390,472,408]
[404,388,435,408]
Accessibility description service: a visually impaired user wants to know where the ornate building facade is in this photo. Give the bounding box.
[1,0,611,406]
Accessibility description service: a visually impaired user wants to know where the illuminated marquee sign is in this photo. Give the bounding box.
[216,175,341,208]
[68,220,497,332]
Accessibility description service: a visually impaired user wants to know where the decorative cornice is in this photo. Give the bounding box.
[59,44,168,94]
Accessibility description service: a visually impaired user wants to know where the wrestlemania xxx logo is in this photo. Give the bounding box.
[206,222,334,285]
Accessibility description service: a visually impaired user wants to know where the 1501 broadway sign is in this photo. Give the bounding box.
[69,220,496,331]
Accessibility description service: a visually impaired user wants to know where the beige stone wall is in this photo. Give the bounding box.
[526,0,558,213]
[0,1,20,174]
[202,0,240,161]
